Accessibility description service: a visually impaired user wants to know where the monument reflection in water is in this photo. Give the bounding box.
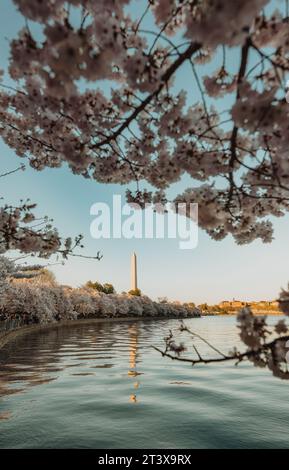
[0,320,145,405]
[128,324,141,403]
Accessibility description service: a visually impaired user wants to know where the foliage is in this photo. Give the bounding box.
[183,302,196,309]
[128,288,142,296]
[85,281,115,294]
[85,280,105,292]
[102,283,115,294]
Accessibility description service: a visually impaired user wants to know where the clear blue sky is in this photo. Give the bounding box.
[0,0,288,304]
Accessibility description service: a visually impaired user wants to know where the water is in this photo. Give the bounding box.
[0,316,288,449]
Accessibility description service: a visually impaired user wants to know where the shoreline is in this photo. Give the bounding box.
[202,311,282,316]
[0,315,198,351]
[0,310,282,352]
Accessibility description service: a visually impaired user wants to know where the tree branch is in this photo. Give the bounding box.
[93,42,201,149]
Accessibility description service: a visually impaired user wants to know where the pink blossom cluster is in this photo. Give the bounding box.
[0,1,288,244]
[0,200,86,258]
[236,307,289,379]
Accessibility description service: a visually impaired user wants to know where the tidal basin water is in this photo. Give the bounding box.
[0,315,289,449]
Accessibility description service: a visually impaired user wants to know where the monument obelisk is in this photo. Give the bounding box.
[131,252,138,291]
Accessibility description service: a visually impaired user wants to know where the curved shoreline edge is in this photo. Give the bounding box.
[1,310,281,352]
[0,315,194,351]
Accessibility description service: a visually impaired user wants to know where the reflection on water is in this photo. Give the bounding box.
[0,321,150,403]
[0,316,289,449]
[128,324,141,403]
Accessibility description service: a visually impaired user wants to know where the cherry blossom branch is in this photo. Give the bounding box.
[153,309,289,379]
[93,42,202,149]
[228,38,251,206]
[1,0,289,244]
[153,335,289,365]
[0,164,25,178]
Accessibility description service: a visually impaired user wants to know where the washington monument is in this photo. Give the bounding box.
[131,252,138,291]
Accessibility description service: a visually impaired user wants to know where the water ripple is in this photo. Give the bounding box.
[0,317,288,448]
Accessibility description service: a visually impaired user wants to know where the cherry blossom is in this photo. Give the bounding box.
[0,256,201,325]
[0,198,100,260]
[0,0,288,244]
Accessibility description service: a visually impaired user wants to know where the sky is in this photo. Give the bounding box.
[0,0,289,304]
